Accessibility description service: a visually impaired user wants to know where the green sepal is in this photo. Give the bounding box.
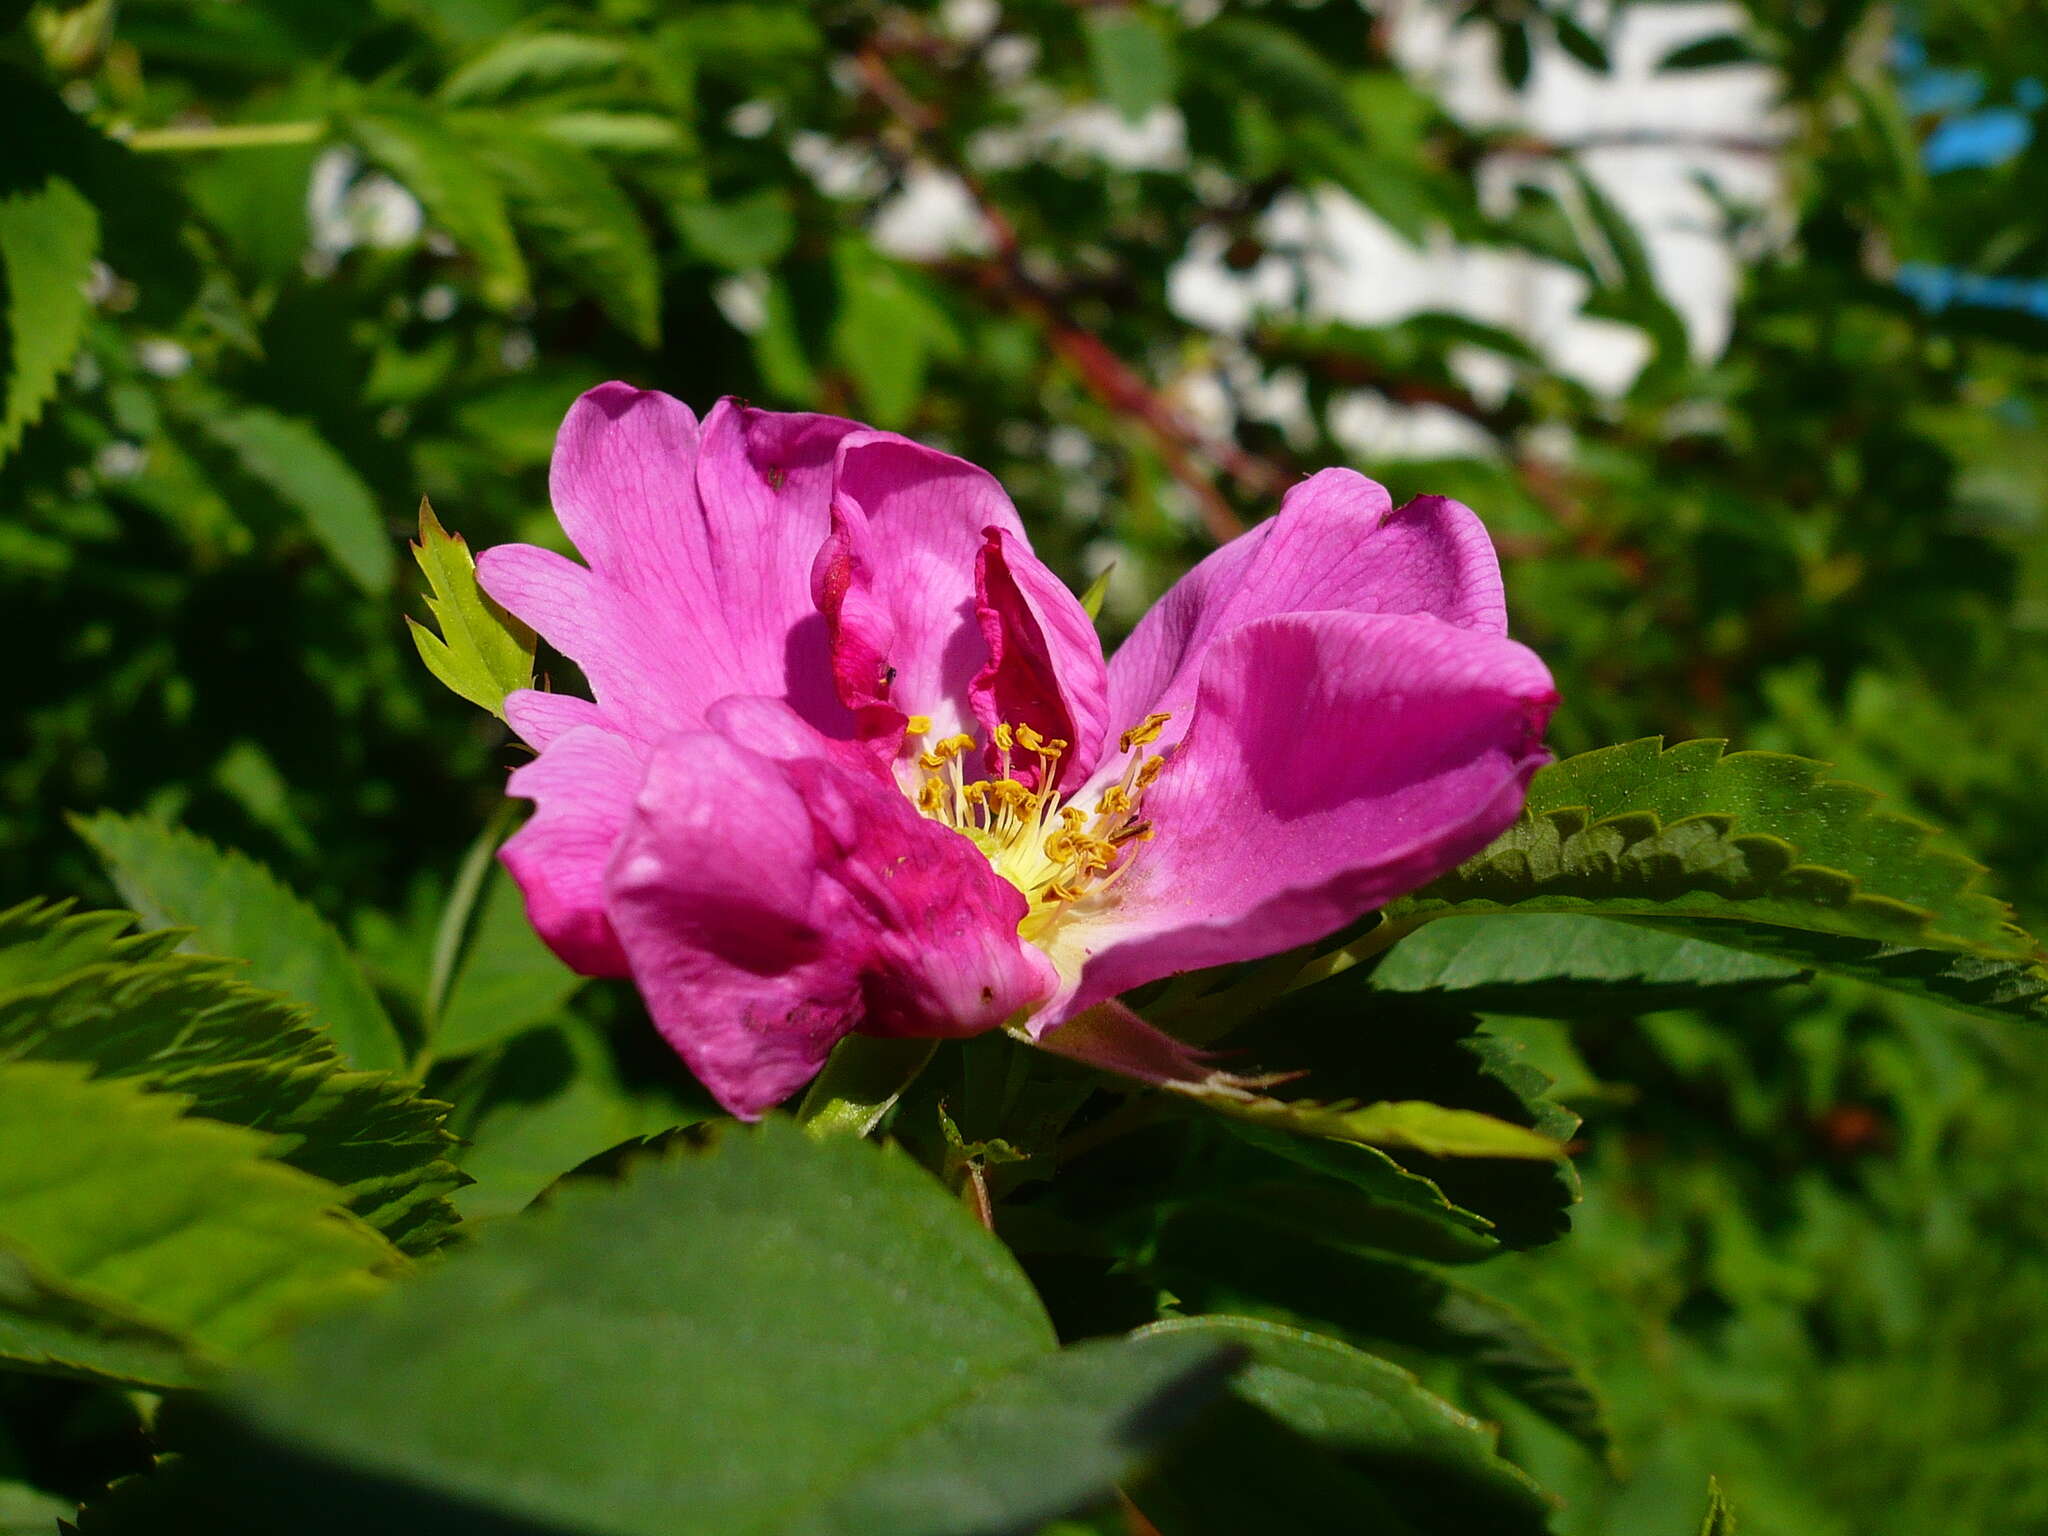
[405,496,536,721]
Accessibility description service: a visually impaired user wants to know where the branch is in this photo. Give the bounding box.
[850,45,1271,541]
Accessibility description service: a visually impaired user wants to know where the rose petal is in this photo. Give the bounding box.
[1033,610,1556,1028]
[813,433,1032,760]
[499,723,648,977]
[971,526,1111,788]
[606,700,1056,1117]
[1105,470,1508,759]
[478,385,863,748]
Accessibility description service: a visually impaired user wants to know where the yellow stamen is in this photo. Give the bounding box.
[1118,712,1171,753]
[904,714,933,736]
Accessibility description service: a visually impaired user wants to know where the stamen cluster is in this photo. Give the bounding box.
[906,713,1172,931]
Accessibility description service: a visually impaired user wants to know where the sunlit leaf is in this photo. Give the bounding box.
[406,496,536,721]
[72,816,409,1074]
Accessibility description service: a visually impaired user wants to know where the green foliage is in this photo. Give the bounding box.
[101,1124,1235,1534]
[8,0,2048,1528]
[0,172,95,462]
[1132,1317,1552,1535]
[1393,739,2025,954]
[0,1062,395,1379]
[405,499,536,723]
[73,814,407,1073]
[0,900,463,1255]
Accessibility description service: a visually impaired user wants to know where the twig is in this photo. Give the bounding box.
[851,44,1269,541]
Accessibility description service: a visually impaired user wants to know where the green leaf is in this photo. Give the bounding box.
[1084,10,1178,125]
[148,1124,1236,1534]
[1658,33,1760,71]
[439,32,631,104]
[0,1063,396,1376]
[1130,1317,1554,1535]
[406,496,536,721]
[471,127,662,347]
[1150,1212,1614,1459]
[1185,17,1356,135]
[351,110,529,308]
[194,404,395,594]
[0,900,464,1254]
[1551,12,1611,73]
[1388,739,2027,957]
[1367,913,1804,1015]
[673,187,796,270]
[829,240,958,428]
[450,1020,658,1220]
[534,111,688,153]
[1209,1093,1562,1161]
[1628,917,2048,1029]
[434,866,582,1060]
[0,1475,73,1535]
[1206,1122,1503,1266]
[1697,1476,1737,1535]
[0,170,96,462]
[71,816,408,1074]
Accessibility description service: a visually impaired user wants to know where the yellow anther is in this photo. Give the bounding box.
[1015,723,1045,753]
[1060,806,1088,832]
[1098,786,1133,818]
[1119,712,1171,753]
[917,778,945,813]
[1135,755,1166,788]
[904,714,933,736]
[993,722,1015,752]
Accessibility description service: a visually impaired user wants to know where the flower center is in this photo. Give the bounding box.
[903,713,1171,938]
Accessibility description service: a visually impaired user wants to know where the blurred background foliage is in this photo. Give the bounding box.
[5,0,2047,1530]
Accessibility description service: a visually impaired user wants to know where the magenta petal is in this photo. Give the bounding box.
[696,399,869,729]
[1042,610,1556,1026]
[477,385,863,748]
[815,432,1033,751]
[605,702,1056,1118]
[503,688,608,751]
[499,723,648,978]
[1106,470,1508,754]
[971,527,1111,788]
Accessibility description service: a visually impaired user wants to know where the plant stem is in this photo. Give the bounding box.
[419,803,518,1063]
[124,120,326,152]
[797,1036,937,1138]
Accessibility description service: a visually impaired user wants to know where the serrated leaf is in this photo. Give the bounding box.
[1388,739,2027,957]
[1208,1121,1502,1265]
[1368,913,1803,1015]
[195,402,395,594]
[351,110,528,308]
[406,496,536,720]
[1628,917,2048,1029]
[439,32,630,104]
[1130,1317,1554,1535]
[0,1247,196,1390]
[71,816,407,1074]
[0,900,464,1254]
[1084,10,1178,124]
[469,128,661,347]
[0,170,96,462]
[0,1063,396,1375]
[117,1124,1236,1536]
[1208,1093,1562,1160]
[1150,1214,1614,1459]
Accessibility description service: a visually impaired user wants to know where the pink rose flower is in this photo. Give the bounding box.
[476,384,1557,1117]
